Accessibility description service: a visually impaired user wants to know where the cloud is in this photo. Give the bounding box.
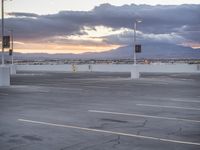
[2,3,200,48]
[103,29,186,47]
[7,12,39,18]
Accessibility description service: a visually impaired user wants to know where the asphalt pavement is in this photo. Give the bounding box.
[0,71,200,150]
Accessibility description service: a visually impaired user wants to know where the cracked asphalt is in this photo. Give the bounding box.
[0,71,200,150]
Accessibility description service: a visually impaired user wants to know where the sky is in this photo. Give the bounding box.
[1,0,200,54]
[6,0,200,14]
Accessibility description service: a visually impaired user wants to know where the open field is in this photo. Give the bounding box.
[0,72,200,150]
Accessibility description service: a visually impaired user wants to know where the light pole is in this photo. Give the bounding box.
[8,29,16,75]
[0,0,11,86]
[9,29,14,64]
[1,0,5,65]
[133,20,142,66]
[131,19,142,79]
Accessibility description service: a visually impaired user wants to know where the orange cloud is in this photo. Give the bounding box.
[13,42,121,54]
[181,42,200,49]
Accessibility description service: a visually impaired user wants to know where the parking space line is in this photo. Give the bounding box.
[88,110,200,123]
[0,93,8,96]
[84,86,109,89]
[18,119,200,146]
[39,90,50,93]
[136,104,200,111]
[169,99,200,103]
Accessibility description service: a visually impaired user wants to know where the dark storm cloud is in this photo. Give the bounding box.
[3,3,200,44]
[7,12,39,18]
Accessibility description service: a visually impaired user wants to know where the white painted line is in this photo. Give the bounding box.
[88,110,200,123]
[136,104,200,111]
[132,83,154,86]
[180,79,194,81]
[0,93,8,96]
[18,119,200,146]
[84,86,109,89]
[169,99,200,103]
[53,87,83,91]
[39,90,50,93]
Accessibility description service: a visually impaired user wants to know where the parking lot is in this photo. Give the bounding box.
[0,71,200,150]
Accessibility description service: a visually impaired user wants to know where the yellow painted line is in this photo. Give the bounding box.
[18,119,200,146]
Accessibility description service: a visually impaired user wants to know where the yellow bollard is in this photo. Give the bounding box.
[72,64,77,72]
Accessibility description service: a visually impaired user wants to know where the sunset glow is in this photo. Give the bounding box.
[1,1,200,54]
[14,43,121,54]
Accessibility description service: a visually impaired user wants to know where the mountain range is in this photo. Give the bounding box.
[1,43,200,60]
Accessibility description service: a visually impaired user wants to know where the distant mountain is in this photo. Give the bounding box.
[78,43,200,59]
[139,43,200,59]
[1,43,200,60]
[110,43,200,59]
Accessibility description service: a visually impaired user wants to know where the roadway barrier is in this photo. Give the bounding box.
[10,64,16,75]
[16,64,200,73]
